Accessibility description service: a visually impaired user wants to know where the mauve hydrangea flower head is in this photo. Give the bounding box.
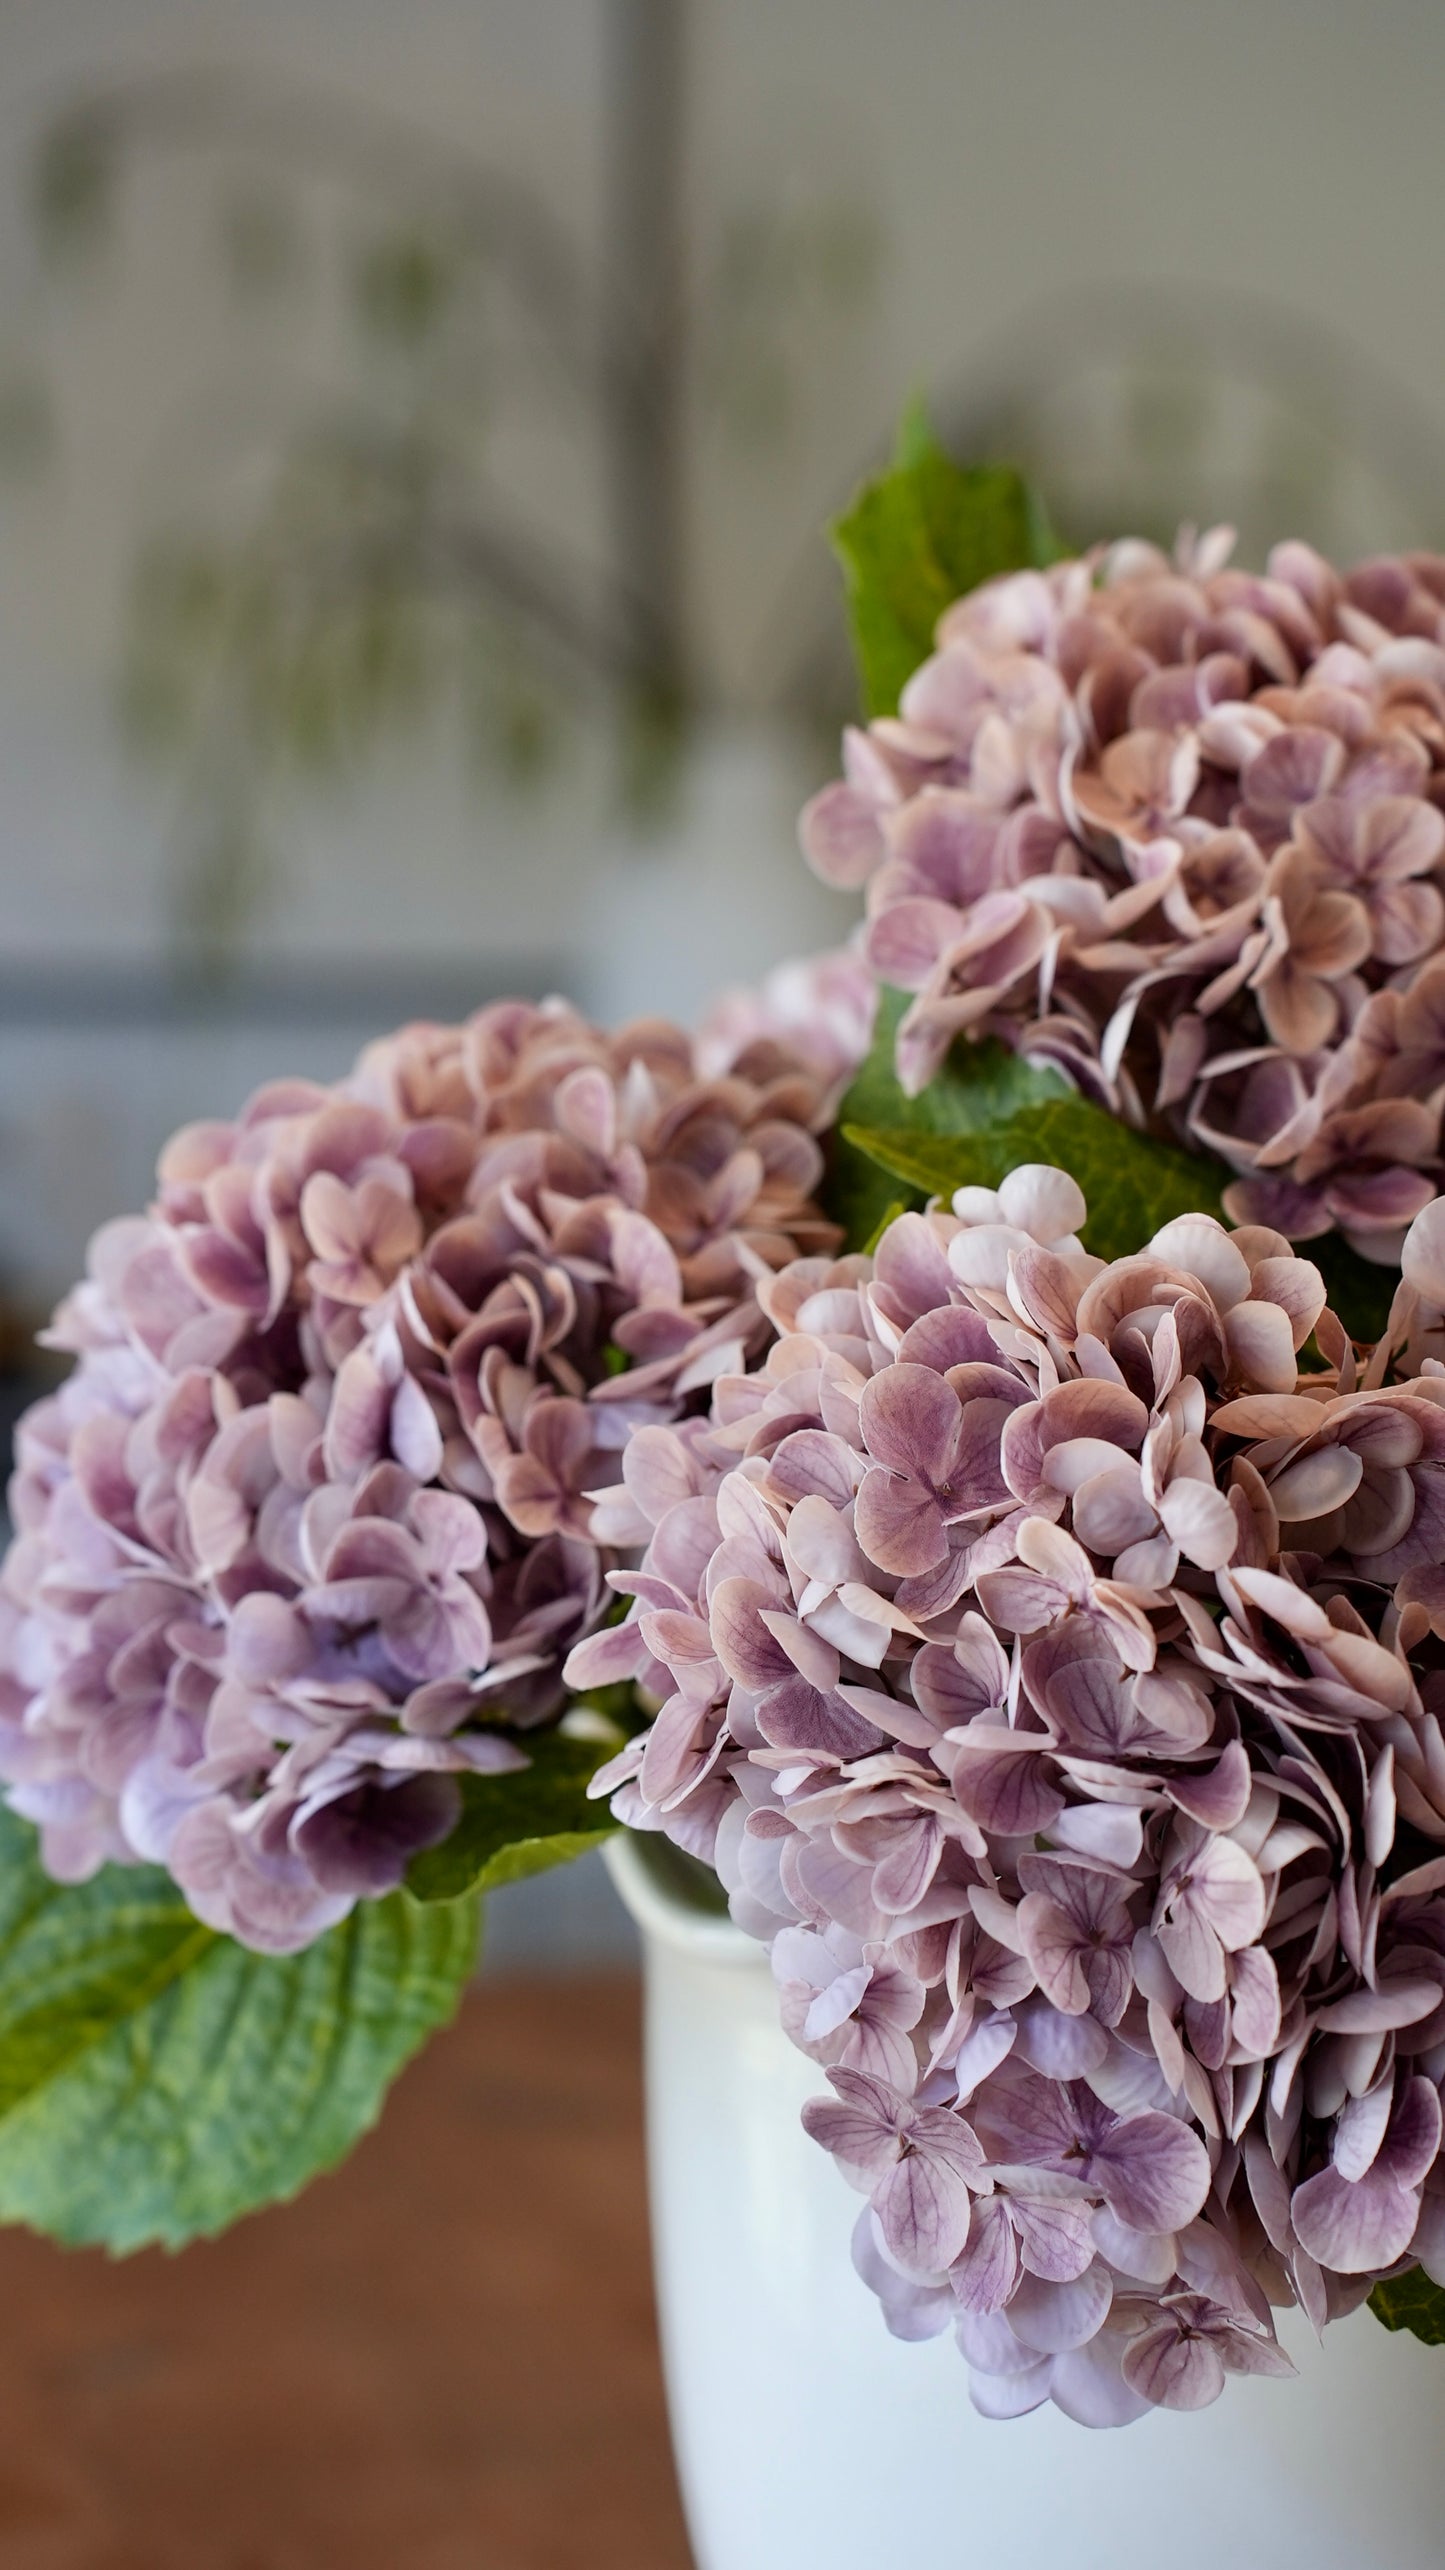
[800,532,1445,1263]
[696,943,878,1120]
[0,975,866,1952]
[575,1171,1445,2425]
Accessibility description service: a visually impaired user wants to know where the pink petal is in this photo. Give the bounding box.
[967,2359,1054,2420]
[859,1363,964,1484]
[757,1607,841,1695]
[1333,2081,1395,2184]
[786,1492,870,1587]
[299,1170,358,1262]
[180,1229,269,1313]
[1157,1478,1238,1571]
[1191,1831,1268,1948]
[608,1209,682,1311]
[1006,2263,1112,2355]
[1224,1297,1300,1391]
[1095,2113,1211,2232]
[390,1375,444,1483]
[799,781,886,888]
[949,2195,1019,2315]
[1291,2166,1421,2273]
[709,1578,795,1690]
[621,1427,699,1526]
[1155,1907,1225,2003]
[758,1677,883,1760]
[1403,1197,1445,1307]
[554,1063,617,1159]
[1379,2074,1444,2190]
[1071,1465,1158,1556]
[851,2210,954,2343]
[801,2095,899,2182]
[1122,2321,1226,2411]
[854,1468,948,1577]
[324,1348,393,1482]
[1048,2337,1151,2428]
[1372,879,1444,967]
[875,2146,974,2276]
[1229,1946,1282,2060]
[410,1487,487,1577]
[1012,2191,1102,2284]
[1018,1892,1091,2016]
[867,897,963,992]
[948,1733,1064,1835]
[870,1820,944,1916]
[1165,1741,1252,1829]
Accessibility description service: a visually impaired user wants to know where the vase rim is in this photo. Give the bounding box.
[604,1831,760,1967]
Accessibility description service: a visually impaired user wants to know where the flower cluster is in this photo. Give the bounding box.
[576,1168,1445,2425]
[801,532,1445,1263]
[0,980,860,1952]
[696,944,878,1117]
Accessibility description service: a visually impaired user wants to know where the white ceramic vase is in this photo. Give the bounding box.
[606,1832,1445,2570]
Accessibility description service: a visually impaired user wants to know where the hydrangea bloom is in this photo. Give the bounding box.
[801,532,1445,1263]
[696,945,877,1116]
[575,1167,1445,2425]
[0,985,860,1952]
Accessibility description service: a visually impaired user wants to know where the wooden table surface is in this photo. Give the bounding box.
[0,1977,693,2570]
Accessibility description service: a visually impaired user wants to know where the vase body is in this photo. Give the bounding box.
[606,1834,1445,2570]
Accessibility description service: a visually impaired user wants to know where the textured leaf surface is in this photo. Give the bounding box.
[1370,2268,1445,2346]
[831,1004,1401,1337]
[846,1095,1228,1263]
[407,1731,614,1904]
[832,407,1058,718]
[0,1806,478,2251]
[823,990,1066,1251]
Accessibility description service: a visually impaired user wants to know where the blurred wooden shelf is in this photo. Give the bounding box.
[0,1976,691,2570]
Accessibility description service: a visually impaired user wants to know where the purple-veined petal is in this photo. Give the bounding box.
[1291,2165,1422,2273]
[1122,2320,1227,2412]
[875,2142,975,2275]
[1093,2112,1212,2232]
[1008,2260,1114,2358]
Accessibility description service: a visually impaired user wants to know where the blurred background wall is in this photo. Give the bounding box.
[2,0,1444,1959]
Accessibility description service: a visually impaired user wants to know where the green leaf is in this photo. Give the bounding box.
[837,988,1069,1147]
[824,1124,919,1262]
[845,1093,1226,1263]
[822,988,1067,1251]
[861,1197,909,1256]
[1307,1229,1400,1347]
[829,985,1390,1322]
[831,406,1059,718]
[0,1807,477,2252]
[1370,2268,1445,2346]
[406,1730,615,1904]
